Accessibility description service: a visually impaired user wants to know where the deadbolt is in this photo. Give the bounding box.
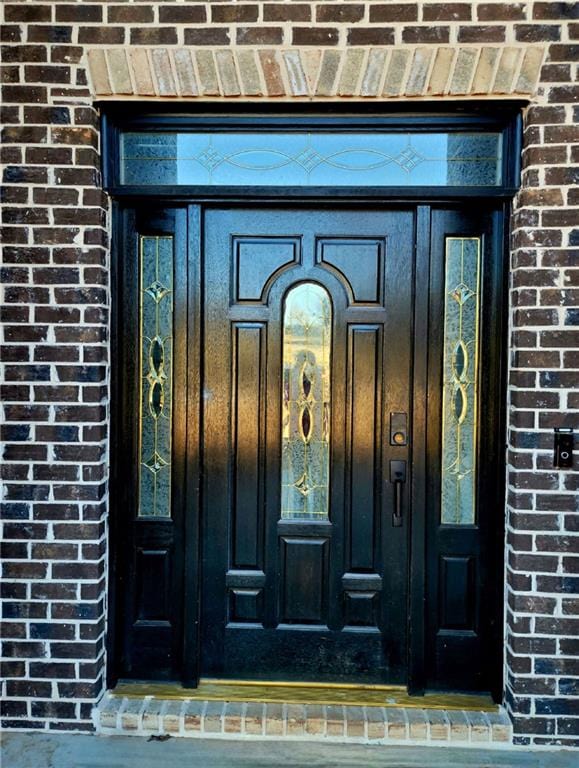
[390,412,408,446]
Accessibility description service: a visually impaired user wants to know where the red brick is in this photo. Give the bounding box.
[402,26,450,43]
[211,4,259,23]
[478,3,528,20]
[184,28,231,46]
[263,4,311,22]
[316,4,365,23]
[369,3,418,22]
[1,45,48,63]
[533,3,578,20]
[516,24,562,42]
[347,27,395,45]
[55,5,102,23]
[77,27,125,45]
[292,27,340,46]
[237,27,283,45]
[130,27,177,45]
[423,3,471,21]
[458,25,506,42]
[108,5,156,24]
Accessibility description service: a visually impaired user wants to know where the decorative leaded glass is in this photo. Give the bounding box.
[281,283,331,520]
[138,236,173,518]
[441,238,481,525]
[120,132,503,187]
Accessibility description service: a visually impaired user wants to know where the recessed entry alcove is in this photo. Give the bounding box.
[101,105,520,704]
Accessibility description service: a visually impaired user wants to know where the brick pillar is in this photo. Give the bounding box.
[2,87,109,728]
[506,83,579,744]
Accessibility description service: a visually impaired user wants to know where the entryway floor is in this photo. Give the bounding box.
[3,732,576,768]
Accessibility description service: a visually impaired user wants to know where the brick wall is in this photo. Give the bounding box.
[1,1,577,746]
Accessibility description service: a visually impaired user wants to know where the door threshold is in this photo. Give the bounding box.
[95,689,512,746]
[112,679,498,711]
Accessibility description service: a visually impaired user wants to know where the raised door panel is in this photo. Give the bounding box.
[231,323,265,571]
[346,325,382,573]
[317,238,385,305]
[281,537,329,624]
[234,237,301,303]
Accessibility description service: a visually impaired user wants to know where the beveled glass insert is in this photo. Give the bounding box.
[120,132,503,187]
[281,283,331,520]
[441,238,481,525]
[138,236,173,518]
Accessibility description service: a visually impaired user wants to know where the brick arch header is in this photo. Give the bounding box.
[87,45,545,101]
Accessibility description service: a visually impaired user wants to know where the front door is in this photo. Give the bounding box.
[114,200,505,696]
[202,208,414,683]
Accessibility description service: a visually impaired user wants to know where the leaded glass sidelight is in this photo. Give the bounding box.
[441,238,481,525]
[138,236,173,518]
[281,283,331,520]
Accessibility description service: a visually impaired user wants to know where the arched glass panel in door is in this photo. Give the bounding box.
[281,283,332,520]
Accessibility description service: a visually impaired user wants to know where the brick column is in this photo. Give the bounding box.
[506,73,579,744]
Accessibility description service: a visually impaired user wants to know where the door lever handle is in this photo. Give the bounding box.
[389,460,407,528]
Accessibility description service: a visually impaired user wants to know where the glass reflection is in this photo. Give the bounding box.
[281,283,331,520]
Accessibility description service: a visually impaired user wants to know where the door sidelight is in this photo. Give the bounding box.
[390,460,407,527]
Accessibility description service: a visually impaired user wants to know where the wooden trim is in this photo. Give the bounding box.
[182,205,203,686]
[408,204,431,696]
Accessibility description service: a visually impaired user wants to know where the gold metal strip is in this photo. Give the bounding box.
[113,681,498,711]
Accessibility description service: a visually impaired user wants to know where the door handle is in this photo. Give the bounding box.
[389,460,407,528]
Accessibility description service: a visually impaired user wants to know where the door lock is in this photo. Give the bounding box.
[390,412,408,446]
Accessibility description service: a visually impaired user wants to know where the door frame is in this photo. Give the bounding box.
[104,105,521,700]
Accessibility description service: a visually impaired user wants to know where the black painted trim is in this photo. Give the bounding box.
[101,104,524,195]
[408,205,431,696]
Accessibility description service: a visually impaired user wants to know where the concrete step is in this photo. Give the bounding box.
[94,693,513,746]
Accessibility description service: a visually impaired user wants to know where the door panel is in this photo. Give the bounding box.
[202,208,414,683]
[347,325,382,572]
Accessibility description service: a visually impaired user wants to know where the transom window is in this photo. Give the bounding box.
[120,131,503,187]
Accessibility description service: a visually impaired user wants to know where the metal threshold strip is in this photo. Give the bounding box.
[113,679,498,712]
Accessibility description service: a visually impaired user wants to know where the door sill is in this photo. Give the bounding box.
[95,688,512,745]
[112,679,498,711]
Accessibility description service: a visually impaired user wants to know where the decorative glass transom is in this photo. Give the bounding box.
[441,238,481,525]
[138,236,173,518]
[120,132,503,187]
[281,283,331,520]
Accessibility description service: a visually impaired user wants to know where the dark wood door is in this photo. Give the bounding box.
[201,208,414,683]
